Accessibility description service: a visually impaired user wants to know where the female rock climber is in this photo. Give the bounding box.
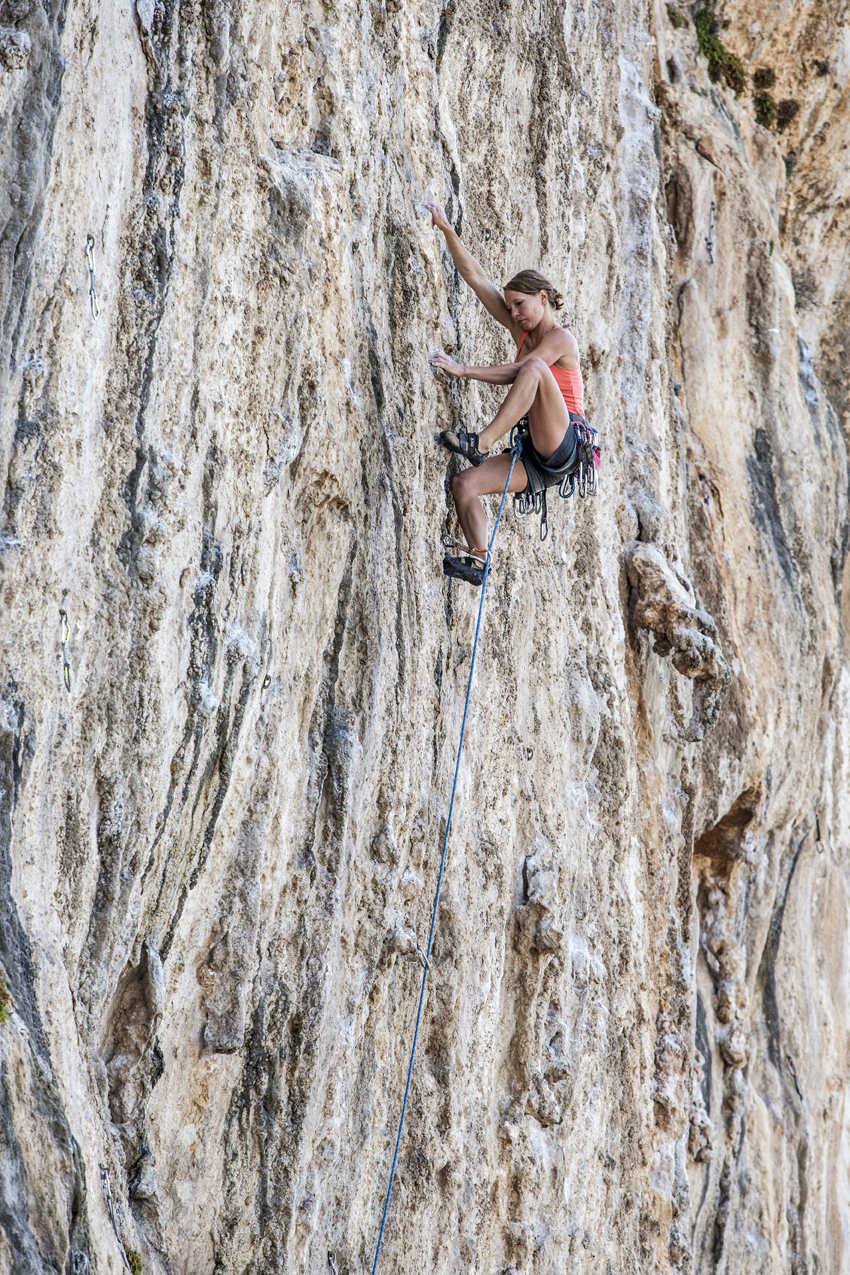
[426,200,585,586]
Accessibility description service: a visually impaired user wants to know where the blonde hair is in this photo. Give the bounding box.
[503,269,564,310]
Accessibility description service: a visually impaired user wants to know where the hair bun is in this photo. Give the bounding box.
[553,291,565,310]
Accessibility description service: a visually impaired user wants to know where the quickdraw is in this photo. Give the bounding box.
[705,201,717,265]
[576,419,600,498]
[86,234,100,318]
[100,1165,133,1271]
[441,533,486,565]
[59,608,72,693]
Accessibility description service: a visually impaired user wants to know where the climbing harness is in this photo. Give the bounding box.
[705,202,716,264]
[512,412,600,540]
[371,434,522,1275]
[86,234,100,318]
[59,608,72,692]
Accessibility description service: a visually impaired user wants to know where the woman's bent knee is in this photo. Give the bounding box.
[520,355,547,375]
[451,469,478,503]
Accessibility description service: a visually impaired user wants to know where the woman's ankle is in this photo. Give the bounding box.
[479,422,510,451]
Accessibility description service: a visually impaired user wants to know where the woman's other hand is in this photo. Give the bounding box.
[429,348,464,378]
[425,200,452,234]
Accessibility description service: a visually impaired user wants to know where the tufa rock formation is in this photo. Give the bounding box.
[1,0,849,1271]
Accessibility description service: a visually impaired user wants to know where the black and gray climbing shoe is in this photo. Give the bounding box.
[439,430,489,467]
[443,554,485,587]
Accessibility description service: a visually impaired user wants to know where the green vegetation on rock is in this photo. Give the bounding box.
[0,972,13,1026]
[694,10,745,94]
[125,1249,143,1275]
[754,91,777,128]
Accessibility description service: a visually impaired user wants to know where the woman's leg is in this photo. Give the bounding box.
[477,356,572,459]
[450,453,529,552]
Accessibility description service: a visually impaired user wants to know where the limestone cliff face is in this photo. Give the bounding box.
[1,0,849,1272]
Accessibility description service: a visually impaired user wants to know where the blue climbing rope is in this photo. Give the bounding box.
[370,434,522,1275]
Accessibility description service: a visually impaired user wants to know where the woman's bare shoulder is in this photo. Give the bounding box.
[553,326,580,369]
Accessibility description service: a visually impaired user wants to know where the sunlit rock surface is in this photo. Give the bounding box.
[1,0,849,1271]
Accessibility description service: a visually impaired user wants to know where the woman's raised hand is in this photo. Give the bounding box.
[429,347,464,378]
[425,200,452,234]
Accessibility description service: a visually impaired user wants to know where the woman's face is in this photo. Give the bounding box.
[504,288,550,330]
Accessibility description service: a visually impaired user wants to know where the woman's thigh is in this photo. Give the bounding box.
[527,364,572,460]
[455,451,529,497]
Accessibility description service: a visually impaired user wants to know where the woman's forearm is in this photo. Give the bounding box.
[459,362,520,385]
[442,227,488,285]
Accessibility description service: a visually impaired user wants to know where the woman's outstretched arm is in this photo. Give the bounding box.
[429,328,574,382]
[426,201,516,334]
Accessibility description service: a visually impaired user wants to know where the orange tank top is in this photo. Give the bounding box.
[517,329,584,415]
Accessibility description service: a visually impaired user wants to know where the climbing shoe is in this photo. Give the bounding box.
[439,430,489,466]
[443,554,485,587]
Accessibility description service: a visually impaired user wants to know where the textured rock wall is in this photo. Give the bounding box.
[1,0,849,1272]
